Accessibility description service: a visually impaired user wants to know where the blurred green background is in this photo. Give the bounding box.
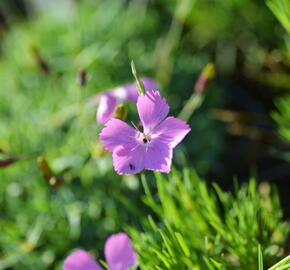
[0,0,289,269]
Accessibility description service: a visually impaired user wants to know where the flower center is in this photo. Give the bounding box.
[140,133,151,144]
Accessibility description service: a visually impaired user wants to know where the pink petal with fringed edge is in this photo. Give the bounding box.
[112,143,145,175]
[63,250,103,270]
[144,140,172,173]
[104,233,137,270]
[113,78,158,103]
[137,90,169,133]
[99,119,138,153]
[152,117,191,148]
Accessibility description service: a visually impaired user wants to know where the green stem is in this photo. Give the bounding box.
[178,94,204,121]
[155,0,194,86]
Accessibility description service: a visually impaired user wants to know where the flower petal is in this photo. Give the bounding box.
[144,141,173,173]
[99,118,138,153]
[96,93,118,125]
[104,233,137,270]
[137,90,169,133]
[113,78,158,103]
[153,117,191,148]
[142,78,159,92]
[63,250,103,270]
[112,144,145,175]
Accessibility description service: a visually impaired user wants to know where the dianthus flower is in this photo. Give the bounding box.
[100,90,191,174]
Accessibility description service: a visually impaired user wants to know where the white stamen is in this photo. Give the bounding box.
[131,121,140,132]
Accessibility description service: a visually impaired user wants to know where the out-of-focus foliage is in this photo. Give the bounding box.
[180,0,290,90]
[272,95,290,161]
[0,1,223,268]
[267,0,290,33]
[268,0,290,161]
[0,0,289,269]
[131,170,289,270]
[0,0,226,175]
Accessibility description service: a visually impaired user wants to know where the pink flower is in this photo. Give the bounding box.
[99,90,191,175]
[96,78,157,125]
[63,233,137,270]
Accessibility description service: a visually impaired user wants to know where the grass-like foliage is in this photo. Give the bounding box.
[272,95,290,161]
[267,0,290,33]
[268,0,290,159]
[0,0,289,269]
[0,2,223,267]
[131,170,289,270]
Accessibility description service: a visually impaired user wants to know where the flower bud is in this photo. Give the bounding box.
[194,63,216,95]
[131,60,146,95]
[114,104,128,122]
[0,157,18,168]
[37,156,53,180]
[37,156,64,189]
[78,68,87,87]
